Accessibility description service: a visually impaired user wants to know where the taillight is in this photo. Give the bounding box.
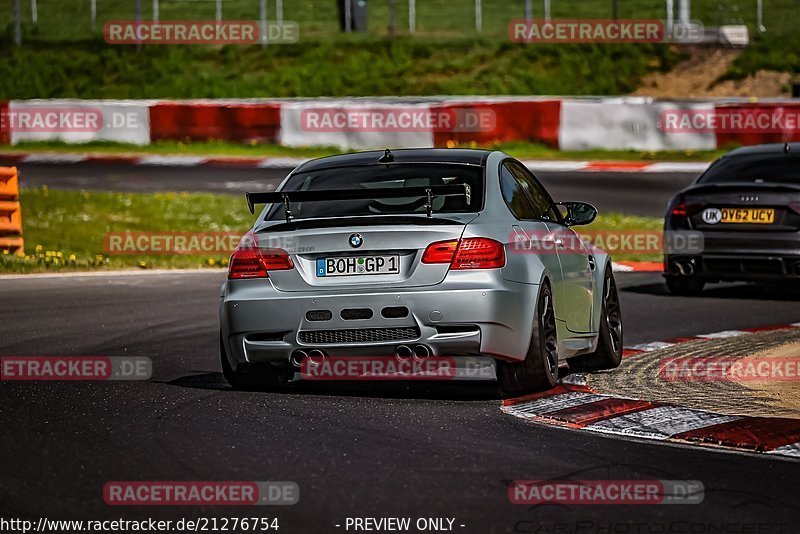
[228,247,293,279]
[422,238,505,270]
[421,240,459,264]
[670,201,688,217]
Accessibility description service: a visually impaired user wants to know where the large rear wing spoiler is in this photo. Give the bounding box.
[246,184,472,221]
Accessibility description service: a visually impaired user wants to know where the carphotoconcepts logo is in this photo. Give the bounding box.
[300,356,495,381]
[660,108,800,134]
[0,357,151,381]
[510,20,665,43]
[660,356,800,382]
[300,107,496,133]
[103,21,299,45]
[510,230,703,256]
[508,480,704,505]
[103,481,299,506]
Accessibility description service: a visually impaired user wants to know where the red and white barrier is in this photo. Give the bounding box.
[150,100,281,143]
[7,99,151,145]
[278,101,434,150]
[559,99,716,151]
[2,97,799,152]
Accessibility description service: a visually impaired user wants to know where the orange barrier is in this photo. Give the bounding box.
[0,166,23,254]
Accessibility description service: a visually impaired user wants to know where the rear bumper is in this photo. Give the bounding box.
[219,271,539,372]
[665,254,800,281]
[663,229,800,281]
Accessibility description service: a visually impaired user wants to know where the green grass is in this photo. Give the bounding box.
[0,0,795,99]
[3,187,255,273]
[1,187,662,273]
[0,38,681,99]
[0,139,728,162]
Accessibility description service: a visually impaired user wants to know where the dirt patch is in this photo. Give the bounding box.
[586,328,800,418]
[632,46,791,98]
[735,342,800,414]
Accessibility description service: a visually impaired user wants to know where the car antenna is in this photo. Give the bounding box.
[784,142,791,154]
[378,148,394,163]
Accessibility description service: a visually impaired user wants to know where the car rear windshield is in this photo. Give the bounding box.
[265,163,484,220]
[698,154,800,185]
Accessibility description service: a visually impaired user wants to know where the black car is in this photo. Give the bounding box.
[663,142,800,295]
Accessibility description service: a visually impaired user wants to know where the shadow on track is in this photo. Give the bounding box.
[162,371,502,401]
[622,281,800,301]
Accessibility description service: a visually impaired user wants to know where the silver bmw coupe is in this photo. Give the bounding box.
[220,148,622,394]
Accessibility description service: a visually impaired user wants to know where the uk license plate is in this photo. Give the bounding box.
[316,255,400,277]
[721,208,775,224]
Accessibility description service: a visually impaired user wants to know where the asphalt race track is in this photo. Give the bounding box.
[2,270,799,532]
[4,160,799,532]
[15,161,697,217]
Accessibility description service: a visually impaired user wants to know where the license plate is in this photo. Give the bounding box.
[721,208,775,224]
[316,255,400,277]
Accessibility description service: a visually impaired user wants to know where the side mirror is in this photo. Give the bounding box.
[557,201,597,226]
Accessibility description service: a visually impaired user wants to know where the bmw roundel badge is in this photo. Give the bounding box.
[349,233,363,248]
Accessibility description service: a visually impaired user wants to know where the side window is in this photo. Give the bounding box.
[499,164,537,220]
[507,161,558,221]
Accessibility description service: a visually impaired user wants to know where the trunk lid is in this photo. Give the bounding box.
[254,214,477,292]
[681,183,800,232]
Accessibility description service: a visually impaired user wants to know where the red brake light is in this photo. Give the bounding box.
[670,201,688,217]
[421,240,459,264]
[421,238,505,270]
[452,237,505,270]
[228,247,293,279]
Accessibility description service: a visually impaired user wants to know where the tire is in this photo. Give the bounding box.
[568,267,623,371]
[220,334,291,391]
[497,282,559,395]
[665,276,705,296]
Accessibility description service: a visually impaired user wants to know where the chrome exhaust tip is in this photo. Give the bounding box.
[412,344,431,360]
[290,349,308,368]
[306,349,327,366]
[395,345,412,361]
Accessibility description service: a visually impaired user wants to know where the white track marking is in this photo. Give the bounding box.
[504,392,608,416]
[627,341,675,352]
[584,406,741,440]
[522,160,590,172]
[136,155,207,166]
[695,330,748,339]
[767,442,800,458]
[22,154,87,163]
